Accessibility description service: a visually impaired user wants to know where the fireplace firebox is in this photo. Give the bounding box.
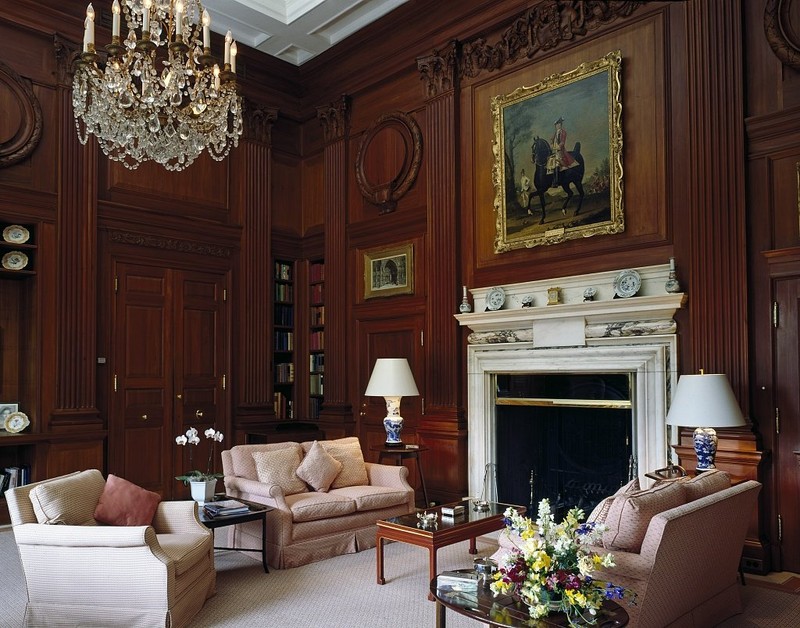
[494,373,633,518]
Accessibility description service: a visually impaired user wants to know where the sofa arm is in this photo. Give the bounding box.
[152,500,209,536]
[365,462,412,489]
[224,476,290,511]
[14,522,159,549]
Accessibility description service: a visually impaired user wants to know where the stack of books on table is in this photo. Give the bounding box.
[202,499,250,518]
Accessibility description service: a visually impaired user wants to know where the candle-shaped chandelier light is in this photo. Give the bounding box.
[73,0,242,171]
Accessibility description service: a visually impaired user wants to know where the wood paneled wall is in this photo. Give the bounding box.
[0,0,791,570]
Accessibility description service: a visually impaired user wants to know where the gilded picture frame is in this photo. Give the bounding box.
[363,242,414,299]
[492,50,624,252]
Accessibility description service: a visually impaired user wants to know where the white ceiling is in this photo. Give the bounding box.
[201,0,410,66]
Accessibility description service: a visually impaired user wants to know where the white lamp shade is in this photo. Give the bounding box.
[665,373,746,428]
[365,358,419,397]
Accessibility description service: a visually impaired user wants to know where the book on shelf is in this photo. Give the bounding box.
[203,499,250,518]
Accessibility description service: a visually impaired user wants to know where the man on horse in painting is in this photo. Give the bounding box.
[548,117,576,185]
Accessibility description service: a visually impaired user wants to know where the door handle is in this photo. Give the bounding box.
[141,414,148,420]
[195,410,203,419]
[177,394,182,399]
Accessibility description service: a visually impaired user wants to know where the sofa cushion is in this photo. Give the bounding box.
[296,441,343,492]
[330,485,411,512]
[284,491,357,522]
[253,448,308,496]
[228,442,302,481]
[681,469,731,502]
[588,477,640,525]
[29,469,106,525]
[93,474,161,526]
[602,479,686,552]
[314,437,369,489]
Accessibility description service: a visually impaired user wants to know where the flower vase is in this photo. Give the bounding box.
[190,479,217,504]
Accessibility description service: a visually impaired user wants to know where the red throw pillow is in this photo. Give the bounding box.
[93,474,162,526]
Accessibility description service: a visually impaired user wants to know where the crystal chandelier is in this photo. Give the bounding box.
[73,0,242,171]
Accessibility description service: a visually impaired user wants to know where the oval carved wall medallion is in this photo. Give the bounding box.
[765,0,800,68]
[0,61,43,168]
[355,111,422,214]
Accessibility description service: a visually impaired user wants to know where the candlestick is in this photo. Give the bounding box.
[224,30,232,65]
[175,0,184,39]
[213,64,220,92]
[143,0,152,35]
[230,41,237,73]
[111,0,120,38]
[83,4,95,53]
[202,10,211,49]
[462,285,467,299]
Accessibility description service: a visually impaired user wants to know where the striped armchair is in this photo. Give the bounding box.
[6,470,216,628]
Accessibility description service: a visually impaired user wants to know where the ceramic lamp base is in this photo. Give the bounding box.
[383,416,404,446]
[693,426,718,471]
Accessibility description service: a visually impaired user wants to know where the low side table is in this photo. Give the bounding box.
[371,444,429,507]
[197,496,271,573]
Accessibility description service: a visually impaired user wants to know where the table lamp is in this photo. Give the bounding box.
[365,358,419,447]
[665,372,746,471]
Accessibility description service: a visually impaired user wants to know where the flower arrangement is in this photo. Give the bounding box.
[490,499,627,625]
[175,427,224,484]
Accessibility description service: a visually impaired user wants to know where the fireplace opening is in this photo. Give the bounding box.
[494,373,633,519]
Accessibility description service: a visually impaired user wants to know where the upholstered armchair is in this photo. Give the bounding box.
[6,469,216,628]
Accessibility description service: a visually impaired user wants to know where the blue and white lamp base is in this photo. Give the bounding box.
[383,416,404,446]
[693,427,719,471]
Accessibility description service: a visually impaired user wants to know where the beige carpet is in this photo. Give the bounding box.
[1,527,798,627]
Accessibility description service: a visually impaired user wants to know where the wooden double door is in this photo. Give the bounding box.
[109,262,228,499]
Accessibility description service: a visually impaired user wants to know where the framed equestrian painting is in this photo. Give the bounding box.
[491,50,624,252]
[363,242,414,299]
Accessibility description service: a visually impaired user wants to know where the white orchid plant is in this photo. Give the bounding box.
[175,427,224,484]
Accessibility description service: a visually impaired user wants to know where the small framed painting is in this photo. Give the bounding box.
[0,403,18,426]
[364,242,414,299]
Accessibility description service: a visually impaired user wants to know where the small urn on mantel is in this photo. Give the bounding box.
[459,285,472,313]
[665,257,681,293]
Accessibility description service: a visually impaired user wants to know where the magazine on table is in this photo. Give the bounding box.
[202,499,250,517]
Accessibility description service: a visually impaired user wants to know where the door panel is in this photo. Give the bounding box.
[357,316,425,447]
[114,264,173,494]
[112,264,227,499]
[775,277,800,572]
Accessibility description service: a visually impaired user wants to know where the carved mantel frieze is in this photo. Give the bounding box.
[108,230,232,258]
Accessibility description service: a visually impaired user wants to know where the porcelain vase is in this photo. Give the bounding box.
[190,479,217,505]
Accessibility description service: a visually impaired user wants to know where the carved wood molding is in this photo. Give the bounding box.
[765,0,800,68]
[0,60,43,168]
[417,41,458,98]
[354,111,423,214]
[243,101,278,145]
[457,1,640,80]
[53,35,81,86]
[108,230,232,258]
[316,95,351,144]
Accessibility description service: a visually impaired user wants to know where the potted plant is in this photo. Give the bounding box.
[175,427,224,504]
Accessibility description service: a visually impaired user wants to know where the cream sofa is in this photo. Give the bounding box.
[492,471,760,627]
[221,437,415,568]
[7,469,216,628]
[588,473,761,627]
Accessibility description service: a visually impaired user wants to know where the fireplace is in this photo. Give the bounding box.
[495,373,633,517]
[456,264,686,509]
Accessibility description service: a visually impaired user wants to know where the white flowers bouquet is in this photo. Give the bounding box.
[175,427,224,484]
[490,499,628,625]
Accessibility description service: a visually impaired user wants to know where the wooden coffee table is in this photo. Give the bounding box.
[430,569,629,627]
[376,501,525,600]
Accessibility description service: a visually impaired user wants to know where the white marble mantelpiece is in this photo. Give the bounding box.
[455,264,688,502]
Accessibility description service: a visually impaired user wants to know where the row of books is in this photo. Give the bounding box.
[1,465,31,497]
[309,262,324,282]
[274,262,293,281]
[203,499,250,518]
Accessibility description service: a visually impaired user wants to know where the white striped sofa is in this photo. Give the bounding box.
[222,437,415,569]
[6,469,216,628]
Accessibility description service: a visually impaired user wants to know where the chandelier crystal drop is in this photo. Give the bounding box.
[73,0,242,171]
